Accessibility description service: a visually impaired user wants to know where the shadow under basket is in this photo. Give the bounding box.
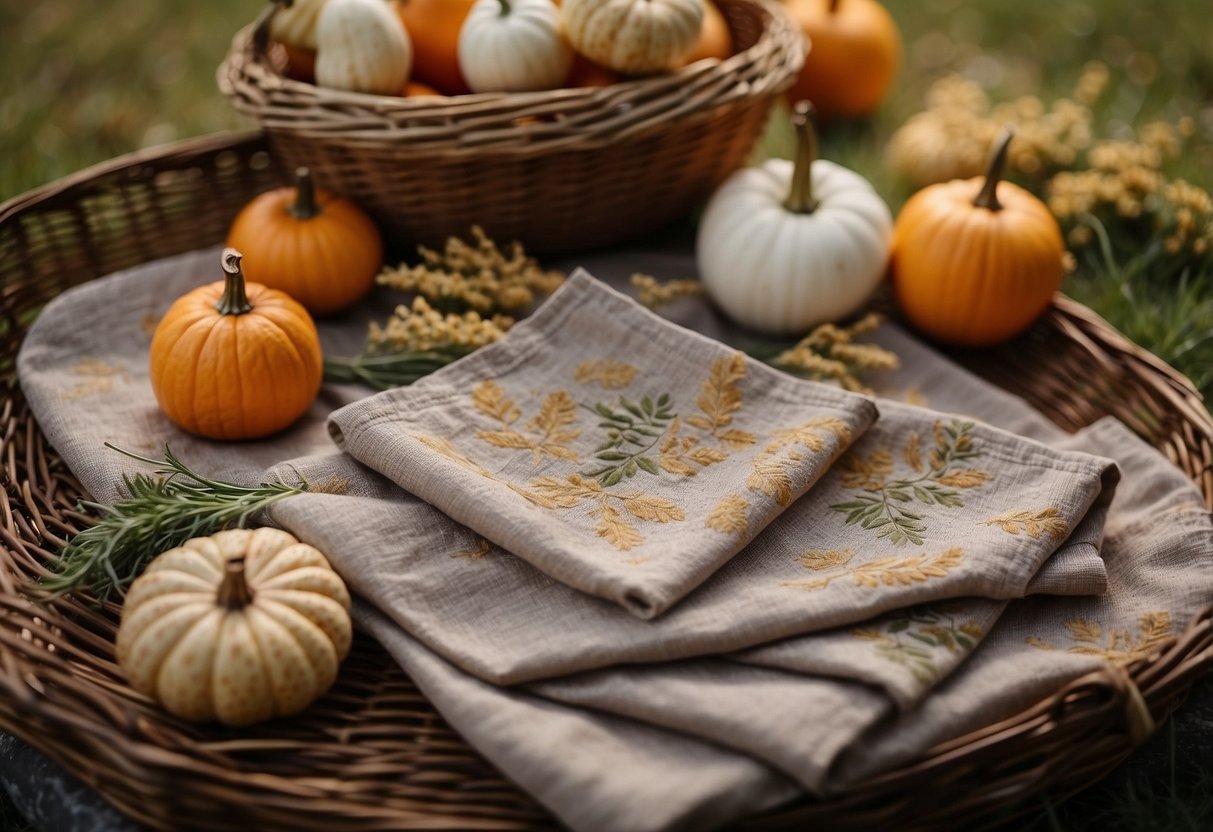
[0,133,1212,830]
[217,0,805,255]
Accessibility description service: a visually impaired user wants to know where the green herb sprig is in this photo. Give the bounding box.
[323,348,473,391]
[45,445,307,599]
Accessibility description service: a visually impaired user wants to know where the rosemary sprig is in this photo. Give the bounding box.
[45,444,308,599]
[324,347,472,391]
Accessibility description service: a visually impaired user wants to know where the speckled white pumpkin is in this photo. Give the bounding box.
[562,0,705,76]
[314,0,413,95]
[269,0,330,50]
[458,0,572,93]
[697,103,893,335]
[116,528,352,727]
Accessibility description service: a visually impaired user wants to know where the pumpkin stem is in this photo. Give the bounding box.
[217,248,254,316]
[497,0,511,13]
[973,126,1015,212]
[829,0,841,12]
[784,100,820,215]
[288,167,321,220]
[217,556,254,609]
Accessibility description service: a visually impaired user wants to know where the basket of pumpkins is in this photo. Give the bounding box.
[218,0,804,253]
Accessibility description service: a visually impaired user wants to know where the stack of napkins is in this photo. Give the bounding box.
[19,259,1213,832]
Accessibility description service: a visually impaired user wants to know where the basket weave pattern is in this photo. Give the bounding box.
[218,0,805,253]
[0,134,1211,831]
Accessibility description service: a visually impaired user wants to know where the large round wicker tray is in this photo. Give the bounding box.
[0,133,1210,831]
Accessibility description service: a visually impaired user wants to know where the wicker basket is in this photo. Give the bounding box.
[217,0,804,254]
[0,134,1211,831]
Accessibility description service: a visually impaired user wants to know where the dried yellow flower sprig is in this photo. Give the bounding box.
[769,314,900,394]
[630,273,707,309]
[326,228,563,390]
[378,225,565,313]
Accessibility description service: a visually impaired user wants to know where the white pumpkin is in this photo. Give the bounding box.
[458,0,572,93]
[116,528,352,727]
[697,102,893,335]
[269,0,330,50]
[562,0,705,76]
[315,0,413,95]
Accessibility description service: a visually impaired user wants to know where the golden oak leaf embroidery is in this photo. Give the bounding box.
[839,449,894,489]
[512,473,684,551]
[705,494,749,538]
[684,353,757,448]
[60,358,130,400]
[451,539,493,560]
[574,360,639,389]
[472,380,581,464]
[798,549,854,571]
[980,507,1069,540]
[904,432,924,473]
[747,417,853,506]
[1026,612,1173,665]
[783,547,964,590]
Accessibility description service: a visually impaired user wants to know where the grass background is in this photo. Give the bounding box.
[1,0,1211,829]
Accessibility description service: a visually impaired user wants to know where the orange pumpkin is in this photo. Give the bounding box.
[786,0,901,120]
[890,128,1067,348]
[564,53,624,88]
[227,168,383,316]
[678,0,732,65]
[394,0,474,95]
[402,79,443,97]
[149,249,323,441]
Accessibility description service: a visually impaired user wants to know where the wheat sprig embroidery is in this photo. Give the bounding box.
[980,507,1069,540]
[1026,612,1173,665]
[472,379,581,464]
[705,494,750,538]
[782,547,964,590]
[574,360,638,389]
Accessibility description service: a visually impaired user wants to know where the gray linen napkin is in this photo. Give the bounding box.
[268,407,1117,685]
[327,270,878,618]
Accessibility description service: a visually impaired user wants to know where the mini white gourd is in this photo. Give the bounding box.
[562,0,705,76]
[315,0,413,95]
[697,102,893,335]
[269,0,330,50]
[116,528,352,727]
[458,0,572,93]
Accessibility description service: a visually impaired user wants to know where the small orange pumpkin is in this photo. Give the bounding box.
[150,249,323,440]
[394,0,474,95]
[786,0,901,120]
[890,128,1067,348]
[678,0,733,66]
[401,79,443,97]
[227,168,383,316]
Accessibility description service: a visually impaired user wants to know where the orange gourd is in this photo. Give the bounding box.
[149,249,323,440]
[678,0,733,65]
[786,0,901,120]
[394,0,474,95]
[227,168,383,316]
[890,128,1067,348]
[402,79,442,97]
[564,53,624,88]
[277,42,317,83]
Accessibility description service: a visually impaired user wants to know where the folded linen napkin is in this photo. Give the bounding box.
[313,395,1117,683]
[327,270,878,618]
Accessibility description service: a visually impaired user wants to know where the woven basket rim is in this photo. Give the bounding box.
[217,0,806,150]
[1,131,1212,831]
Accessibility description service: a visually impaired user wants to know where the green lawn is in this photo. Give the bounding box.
[1,0,1211,829]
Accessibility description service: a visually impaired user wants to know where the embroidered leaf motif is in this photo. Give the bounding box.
[685,353,756,447]
[1027,612,1173,666]
[621,493,685,523]
[747,455,794,506]
[472,379,520,425]
[705,494,749,538]
[585,394,674,484]
[594,503,643,550]
[60,358,130,400]
[904,432,924,473]
[659,417,728,477]
[853,605,986,688]
[980,507,1069,540]
[839,449,894,489]
[936,469,992,488]
[416,434,493,478]
[523,474,600,507]
[575,360,638,389]
[783,548,964,591]
[831,420,991,546]
[451,539,493,560]
[798,549,853,571]
[477,431,535,450]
